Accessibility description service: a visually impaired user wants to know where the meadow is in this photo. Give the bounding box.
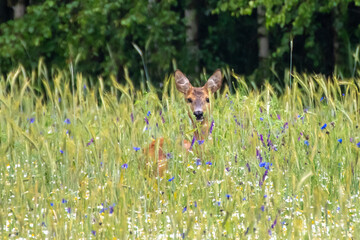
[1,62,360,239]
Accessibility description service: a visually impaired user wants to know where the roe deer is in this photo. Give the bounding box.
[146,69,223,176]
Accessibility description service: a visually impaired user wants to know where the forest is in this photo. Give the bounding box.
[1,0,360,86]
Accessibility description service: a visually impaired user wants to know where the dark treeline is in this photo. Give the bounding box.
[0,0,360,86]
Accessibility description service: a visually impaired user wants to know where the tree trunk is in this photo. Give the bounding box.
[185,1,199,73]
[257,6,269,61]
[12,0,26,19]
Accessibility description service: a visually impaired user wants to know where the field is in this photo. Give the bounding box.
[1,63,360,239]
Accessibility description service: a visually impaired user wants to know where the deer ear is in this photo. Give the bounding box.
[205,69,223,93]
[175,70,192,94]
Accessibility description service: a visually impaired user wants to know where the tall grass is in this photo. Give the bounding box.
[0,65,360,239]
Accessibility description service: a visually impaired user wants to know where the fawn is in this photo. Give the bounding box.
[146,69,223,176]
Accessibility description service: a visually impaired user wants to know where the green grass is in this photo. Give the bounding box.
[1,64,360,239]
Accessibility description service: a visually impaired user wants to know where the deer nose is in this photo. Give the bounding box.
[194,111,203,119]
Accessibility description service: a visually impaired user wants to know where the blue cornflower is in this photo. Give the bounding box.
[83,84,86,90]
[121,163,128,169]
[166,153,173,159]
[182,206,187,213]
[168,176,174,182]
[337,207,340,211]
[66,207,71,213]
[109,205,114,214]
[260,117,264,121]
[29,118,35,124]
[194,201,197,207]
[91,230,96,236]
[338,139,342,143]
[64,118,71,124]
[133,147,141,151]
[321,123,327,130]
[243,197,246,201]
[264,195,267,198]
[259,162,265,168]
[50,203,54,207]
[304,140,309,146]
[261,205,265,211]
[60,150,64,154]
[320,97,325,102]
[147,111,151,117]
[206,161,212,165]
[197,140,204,145]
[190,135,196,150]
[357,142,360,148]
[226,194,231,200]
[62,199,67,204]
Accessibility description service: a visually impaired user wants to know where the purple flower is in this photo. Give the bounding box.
[206,161,212,165]
[166,153,173,159]
[246,163,251,172]
[62,199,67,204]
[133,147,141,152]
[190,135,196,150]
[144,117,149,125]
[197,140,204,145]
[87,138,94,146]
[168,176,174,182]
[209,120,215,134]
[109,205,114,214]
[130,113,134,123]
[29,118,35,123]
[91,230,96,236]
[60,150,64,154]
[121,163,128,169]
[260,117,264,121]
[66,207,71,213]
[321,123,327,130]
[83,84,86,90]
[64,118,71,124]
[196,159,202,166]
[243,197,246,201]
[147,111,151,117]
[182,206,187,213]
[277,114,281,120]
[261,205,265,211]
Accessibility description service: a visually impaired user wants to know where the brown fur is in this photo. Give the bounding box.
[146,69,223,176]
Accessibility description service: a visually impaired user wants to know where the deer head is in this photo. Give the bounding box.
[175,69,223,122]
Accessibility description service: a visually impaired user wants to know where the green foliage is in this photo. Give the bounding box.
[0,0,183,80]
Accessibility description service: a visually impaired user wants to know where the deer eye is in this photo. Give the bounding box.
[206,98,209,103]
[187,98,193,103]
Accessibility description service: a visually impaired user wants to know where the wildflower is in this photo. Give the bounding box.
[50,203,54,207]
[261,205,265,211]
[321,123,327,130]
[338,139,342,143]
[62,199,67,204]
[342,93,345,96]
[196,159,201,166]
[277,114,281,120]
[350,138,354,143]
[206,161,212,165]
[182,206,187,213]
[357,142,360,148]
[259,162,265,168]
[66,207,71,213]
[246,163,251,172]
[209,120,215,134]
[168,176,174,182]
[133,147,141,152]
[29,118,35,124]
[320,97,325,102]
[166,153,173,159]
[260,117,264,121]
[147,111,151,117]
[337,206,340,211]
[144,117,149,125]
[225,167,230,172]
[91,230,96,236]
[264,195,267,198]
[83,84,86,90]
[243,197,246,201]
[109,205,114,214]
[121,163,128,169]
[60,150,64,154]
[130,113,134,123]
[217,201,221,206]
[64,118,71,124]
[189,135,196,150]
[197,140,204,145]
[100,162,103,167]
[87,138,94,146]
[194,201,197,207]
[226,194,231,200]
[304,140,309,146]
